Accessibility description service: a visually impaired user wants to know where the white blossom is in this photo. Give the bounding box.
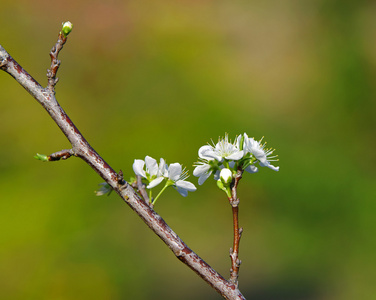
[212,134,244,161]
[168,163,197,197]
[193,134,243,185]
[193,145,218,185]
[244,135,279,171]
[133,156,165,188]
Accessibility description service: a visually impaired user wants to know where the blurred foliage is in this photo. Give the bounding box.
[0,0,375,299]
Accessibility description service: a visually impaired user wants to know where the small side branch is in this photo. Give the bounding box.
[136,175,150,204]
[48,149,75,161]
[46,31,67,92]
[130,175,150,204]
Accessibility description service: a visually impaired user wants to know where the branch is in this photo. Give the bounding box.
[136,175,150,204]
[46,31,67,92]
[0,26,246,299]
[228,168,244,286]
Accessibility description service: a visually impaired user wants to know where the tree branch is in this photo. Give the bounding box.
[0,27,246,299]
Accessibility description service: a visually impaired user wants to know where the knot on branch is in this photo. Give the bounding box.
[117,170,127,186]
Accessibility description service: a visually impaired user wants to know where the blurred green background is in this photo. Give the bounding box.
[1,0,375,299]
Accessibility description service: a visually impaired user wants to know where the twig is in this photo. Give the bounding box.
[46,31,67,92]
[228,168,244,286]
[48,149,75,161]
[136,175,150,204]
[0,26,246,300]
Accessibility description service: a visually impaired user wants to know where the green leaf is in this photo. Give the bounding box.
[34,153,49,162]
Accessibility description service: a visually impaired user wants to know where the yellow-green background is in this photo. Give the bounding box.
[0,1,375,299]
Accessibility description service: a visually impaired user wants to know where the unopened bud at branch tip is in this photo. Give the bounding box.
[61,21,73,36]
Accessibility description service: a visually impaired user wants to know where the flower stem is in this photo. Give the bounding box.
[152,183,169,205]
[223,160,230,169]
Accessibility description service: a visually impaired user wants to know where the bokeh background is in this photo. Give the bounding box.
[0,0,375,299]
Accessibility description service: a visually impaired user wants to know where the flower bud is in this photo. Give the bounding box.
[61,21,73,36]
[220,168,233,186]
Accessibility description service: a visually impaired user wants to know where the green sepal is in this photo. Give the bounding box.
[217,179,232,198]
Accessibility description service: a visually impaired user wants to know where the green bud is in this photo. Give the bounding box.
[61,21,73,36]
[34,153,49,161]
[217,179,225,191]
[217,178,232,198]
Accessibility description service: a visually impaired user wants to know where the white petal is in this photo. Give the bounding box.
[145,156,158,176]
[169,163,182,181]
[176,180,197,191]
[243,133,251,146]
[245,165,258,173]
[235,134,242,149]
[199,145,222,161]
[245,137,257,153]
[213,170,221,180]
[252,148,267,163]
[259,161,279,171]
[226,150,244,160]
[176,187,188,197]
[198,145,213,159]
[198,171,212,185]
[159,158,169,177]
[269,165,280,171]
[193,164,210,177]
[147,177,164,189]
[133,160,146,177]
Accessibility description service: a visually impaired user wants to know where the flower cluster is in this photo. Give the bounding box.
[95,134,278,201]
[133,155,196,205]
[193,133,279,187]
